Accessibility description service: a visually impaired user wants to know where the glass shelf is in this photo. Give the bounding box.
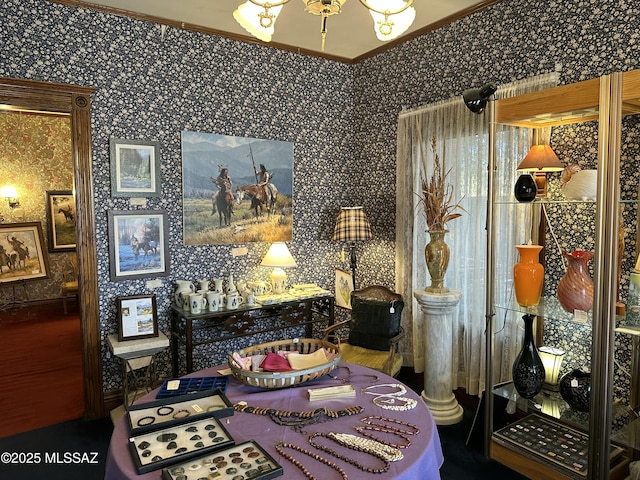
[493,382,638,449]
[496,296,593,325]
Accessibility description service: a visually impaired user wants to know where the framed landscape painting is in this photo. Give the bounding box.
[0,222,50,284]
[108,210,169,281]
[181,131,293,245]
[110,137,161,197]
[45,190,76,252]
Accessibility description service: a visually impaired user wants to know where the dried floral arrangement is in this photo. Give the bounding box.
[417,136,465,231]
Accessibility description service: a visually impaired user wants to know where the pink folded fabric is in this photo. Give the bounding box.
[260,352,293,372]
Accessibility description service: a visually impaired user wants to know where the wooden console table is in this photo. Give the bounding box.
[170,293,334,376]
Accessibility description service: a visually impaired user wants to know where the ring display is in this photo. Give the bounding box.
[161,440,283,480]
[128,417,234,474]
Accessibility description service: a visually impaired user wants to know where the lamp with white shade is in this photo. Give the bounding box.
[261,242,297,294]
[538,345,566,391]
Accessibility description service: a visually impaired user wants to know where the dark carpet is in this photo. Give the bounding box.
[0,415,113,480]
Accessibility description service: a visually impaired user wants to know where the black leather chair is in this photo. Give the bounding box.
[324,285,405,377]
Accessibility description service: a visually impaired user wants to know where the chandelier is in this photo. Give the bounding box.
[233,0,416,51]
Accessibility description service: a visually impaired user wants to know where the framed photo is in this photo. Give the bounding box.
[335,268,354,309]
[117,294,158,341]
[110,137,161,197]
[108,210,170,282]
[45,190,76,252]
[0,222,50,284]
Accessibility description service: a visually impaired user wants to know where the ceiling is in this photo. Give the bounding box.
[72,0,493,61]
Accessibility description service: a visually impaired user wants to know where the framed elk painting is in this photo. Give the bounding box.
[107,210,170,282]
[0,222,50,284]
[45,190,76,252]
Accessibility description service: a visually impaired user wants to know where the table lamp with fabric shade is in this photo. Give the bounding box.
[516,145,564,199]
[260,242,297,294]
[332,206,372,290]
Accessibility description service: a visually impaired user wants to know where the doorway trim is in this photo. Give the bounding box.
[0,77,103,418]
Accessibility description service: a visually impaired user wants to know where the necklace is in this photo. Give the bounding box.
[354,425,412,448]
[234,403,364,433]
[372,395,417,411]
[275,441,348,480]
[361,415,420,435]
[362,383,407,397]
[309,432,401,473]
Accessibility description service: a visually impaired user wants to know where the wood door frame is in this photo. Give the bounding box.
[0,77,103,418]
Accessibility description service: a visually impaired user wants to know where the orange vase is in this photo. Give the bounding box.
[514,245,544,307]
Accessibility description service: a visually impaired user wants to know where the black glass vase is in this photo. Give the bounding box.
[514,173,537,202]
[512,314,545,399]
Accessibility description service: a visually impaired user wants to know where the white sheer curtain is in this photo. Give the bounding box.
[396,73,558,396]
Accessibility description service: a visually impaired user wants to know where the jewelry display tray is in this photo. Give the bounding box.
[161,440,283,480]
[128,416,235,474]
[157,377,229,398]
[128,389,234,435]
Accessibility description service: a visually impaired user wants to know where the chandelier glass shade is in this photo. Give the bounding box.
[233,0,416,49]
[360,0,415,40]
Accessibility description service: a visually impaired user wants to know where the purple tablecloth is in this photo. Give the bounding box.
[104,363,443,479]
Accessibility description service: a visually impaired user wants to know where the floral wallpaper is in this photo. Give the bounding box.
[1,0,639,406]
[0,111,76,301]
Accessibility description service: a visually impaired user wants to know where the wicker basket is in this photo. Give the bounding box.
[228,338,341,389]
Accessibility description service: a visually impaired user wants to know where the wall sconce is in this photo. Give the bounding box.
[0,186,20,209]
[516,145,564,197]
[538,345,566,391]
[260,242,297,294]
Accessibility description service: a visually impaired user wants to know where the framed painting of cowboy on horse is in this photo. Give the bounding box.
[0,222,50,284]
[181,131,293,245]
[45,190,76,252]
[107,210,170,281]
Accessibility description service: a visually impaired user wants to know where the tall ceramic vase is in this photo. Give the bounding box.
[425,230,450,293]
[513,245,544,307]
[557,250,594,313]
[512,314,545,399]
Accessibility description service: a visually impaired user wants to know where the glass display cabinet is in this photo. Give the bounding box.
[484,69,640,479]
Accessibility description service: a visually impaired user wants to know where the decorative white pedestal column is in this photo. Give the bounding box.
[414,289,463,425]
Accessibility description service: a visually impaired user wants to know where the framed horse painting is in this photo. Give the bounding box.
[180,131,293,245]
[0,222,50,284]
[107,210,170,282]
[45,190,76,252]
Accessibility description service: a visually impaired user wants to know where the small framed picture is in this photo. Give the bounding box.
[0,222,50,284]
[117,294,158,341]
[335,268,354,309]
[108,210,170,281]
[45,190,76,252]
[110,137,161,197]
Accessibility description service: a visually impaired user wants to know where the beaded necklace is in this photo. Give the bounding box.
[275,441,348,480]
[234,403,364,433]
[360,415,420,435]
[354,425,412,448]
[308,432,402,473]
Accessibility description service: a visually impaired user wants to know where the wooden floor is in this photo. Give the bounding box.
[0,301,84,438]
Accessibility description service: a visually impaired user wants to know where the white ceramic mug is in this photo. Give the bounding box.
[206,291,220,312]
[225,292,244,310]
[212,278,224,294]
[245,291,257,307]
[190,293,204,314]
